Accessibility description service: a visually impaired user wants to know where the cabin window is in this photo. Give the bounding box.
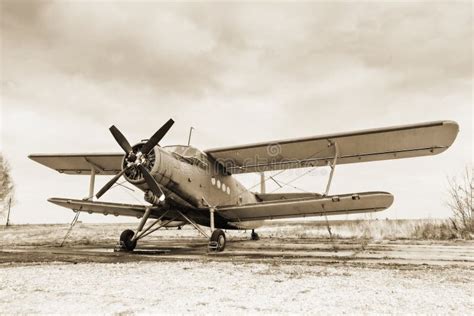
[222,183,226,192]
[227,187,230,195]
[217,180,221,189]
[211,177,216,186]
[164,145,209,169]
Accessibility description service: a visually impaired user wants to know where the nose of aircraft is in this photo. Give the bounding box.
[94,118,174,200]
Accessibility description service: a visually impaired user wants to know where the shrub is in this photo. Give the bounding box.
[447,166,473,238]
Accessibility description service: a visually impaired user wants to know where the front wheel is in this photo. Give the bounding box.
[120,229,137,251]
[209,229,226,252]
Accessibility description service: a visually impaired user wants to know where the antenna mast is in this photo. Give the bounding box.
[187,127,195,146]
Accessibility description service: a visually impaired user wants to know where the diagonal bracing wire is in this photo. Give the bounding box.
[235,144,333,196]
[270,167,319,193]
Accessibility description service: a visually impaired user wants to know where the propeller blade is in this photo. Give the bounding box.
[139,165,165,202]
[95,167,130,199]
[140,118,174,155]
[110,125,133,154]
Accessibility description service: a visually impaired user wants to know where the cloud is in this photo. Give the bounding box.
[2,2,220,99]
[3,2,471,100]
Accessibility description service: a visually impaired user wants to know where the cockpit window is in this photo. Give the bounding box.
[164,145,209,168]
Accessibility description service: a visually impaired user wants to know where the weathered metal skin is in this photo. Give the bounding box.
[125,145,260,229]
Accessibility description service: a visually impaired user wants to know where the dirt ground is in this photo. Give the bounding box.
[1,223,473,314]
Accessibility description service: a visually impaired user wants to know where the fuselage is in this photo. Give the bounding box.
[123,144,261,229]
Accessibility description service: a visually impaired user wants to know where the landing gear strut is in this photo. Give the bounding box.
[251,229,259,241]
[115,209,180,252]
[175,210,225,252]
[207,206,226,252]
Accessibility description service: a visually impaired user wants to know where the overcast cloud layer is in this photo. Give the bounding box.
[1,1,472,223]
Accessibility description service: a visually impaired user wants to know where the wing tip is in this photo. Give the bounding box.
[384,192,395,209]
[437,120,460,153]
[28,154,39,161]
[442,120,459,133]
[47,197,68,204]
[352,191,394,210]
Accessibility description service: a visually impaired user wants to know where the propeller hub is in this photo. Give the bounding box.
[135,151,147,165]
[123,143,156,182]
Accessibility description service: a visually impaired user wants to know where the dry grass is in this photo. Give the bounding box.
[264,219,471,241]
[2,219,471,248]
[412,220,472,240]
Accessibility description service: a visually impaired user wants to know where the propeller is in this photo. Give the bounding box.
[110,126,133,154]
[95,166,132,199]
[139,164,165,202]
[141,119,174,155]
[95,118,174,201]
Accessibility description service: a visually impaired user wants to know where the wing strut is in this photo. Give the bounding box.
[322,140,339,251]
[324,141,339,196]
[60,211,81,247]
[86,161,97,200]
[60,162,98,246]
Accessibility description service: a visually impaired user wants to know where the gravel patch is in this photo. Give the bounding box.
[0,261,472,314]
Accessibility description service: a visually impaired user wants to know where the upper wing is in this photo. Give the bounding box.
[29,153,124,175]
[205,120,459,174]
[218,191,393,222]
[48,197,157,218]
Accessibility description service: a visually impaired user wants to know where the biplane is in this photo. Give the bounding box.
[29,119,459,251]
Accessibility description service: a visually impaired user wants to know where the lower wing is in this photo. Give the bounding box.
[48,198,156,218]
[218,191,393,222]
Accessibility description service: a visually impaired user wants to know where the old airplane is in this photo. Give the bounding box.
[29,119,459,251]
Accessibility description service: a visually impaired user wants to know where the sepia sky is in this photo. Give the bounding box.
[1,1,472,224]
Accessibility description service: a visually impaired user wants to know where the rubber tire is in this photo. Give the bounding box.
[120,229,137,251]
[251,231,260,241]
[210,229,226,252]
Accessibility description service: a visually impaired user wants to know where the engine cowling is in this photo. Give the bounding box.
[123,142,158,184]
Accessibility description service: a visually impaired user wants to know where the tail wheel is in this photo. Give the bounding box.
[251,230,260,241]
[120,229,137,251]
[209,229,226,252]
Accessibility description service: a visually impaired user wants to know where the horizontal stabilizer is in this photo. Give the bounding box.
[219,191,394,222]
